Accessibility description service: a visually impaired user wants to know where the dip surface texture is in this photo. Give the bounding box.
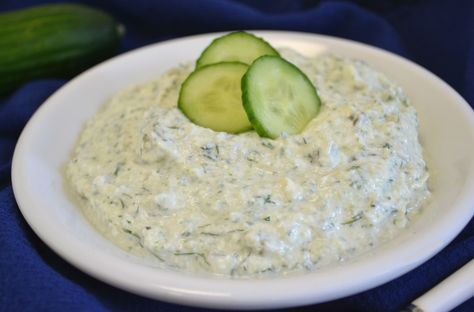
[66,49,431,277]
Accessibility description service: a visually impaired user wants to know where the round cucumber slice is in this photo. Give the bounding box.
[196,31,279,68]
[242,55,321,139]
[178,62,252,133]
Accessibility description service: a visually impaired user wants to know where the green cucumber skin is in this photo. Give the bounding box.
[196,31,280,68]
[0,4,122,95]
[241,71,273,138]
[242,55,321,139]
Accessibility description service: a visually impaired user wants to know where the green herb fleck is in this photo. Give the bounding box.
[174,252,196,256]
[341,213,363,225]
[122,228,142,246]
[227,229,245,234]
[259,266,276,274]
[174,252,209,266]
[261,141,275,149]
[231,250,252,276]
[201,143,219,161]
[200,232,220,236]
[263,194,275,204]
[150,251,165,262]
[348,114,359,126]
[306,149,320,164]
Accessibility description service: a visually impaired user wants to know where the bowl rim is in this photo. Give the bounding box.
[11,30,474,310]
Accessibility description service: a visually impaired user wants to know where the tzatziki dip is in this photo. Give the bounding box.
[66,48,431,277]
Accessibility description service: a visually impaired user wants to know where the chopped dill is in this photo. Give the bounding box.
[181,231,191,237]
[348,114,359,125]
[200,232,220,236]
[261,141,275,149]
[149,251,165,262]
[197,223,211,228]
[113,167,120,176]
[200,229,245,236]
[231,250,252,276]
[263,194,275,204]
[306,149,320,164]
[122,228,142,246]
[174,252,196,256]
[174,252,209,266]
[341,212,363,225]
[201,143,219,161]
[227,229,245,234]
[259,267,275,274]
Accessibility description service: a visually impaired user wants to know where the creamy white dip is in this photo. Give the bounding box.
[66,49,431,277]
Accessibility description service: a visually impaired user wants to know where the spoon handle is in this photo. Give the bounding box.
[404,259,474,312]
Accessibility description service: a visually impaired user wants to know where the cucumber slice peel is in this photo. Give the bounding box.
[178,62,252,134]
[196,31,279,68]
[242,55,321,139]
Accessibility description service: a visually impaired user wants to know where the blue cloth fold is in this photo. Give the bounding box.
[1,1,472,311]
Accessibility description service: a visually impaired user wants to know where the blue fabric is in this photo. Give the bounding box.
[1,0,473,311]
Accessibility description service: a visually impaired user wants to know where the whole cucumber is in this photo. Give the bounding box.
[0,3,123,95]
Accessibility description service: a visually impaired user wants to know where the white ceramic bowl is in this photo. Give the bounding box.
[11,31,474,310]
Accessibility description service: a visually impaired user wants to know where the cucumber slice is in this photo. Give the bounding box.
[196,31,279,68]
[178,62,252,133]
[242,56,321,139]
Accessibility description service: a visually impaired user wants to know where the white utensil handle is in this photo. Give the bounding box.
[411,259,474,312]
